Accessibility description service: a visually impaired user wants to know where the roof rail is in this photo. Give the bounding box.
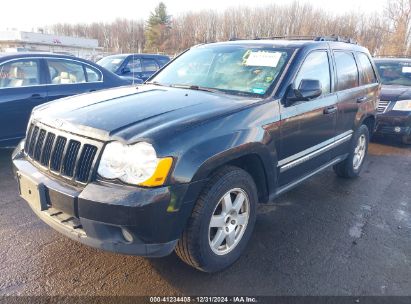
[229,35,358,44]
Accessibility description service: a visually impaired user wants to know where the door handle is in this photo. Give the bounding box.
[89,89,96,92]
[31,94,43,99]
[357,96,368,103]
[323,106,337,115]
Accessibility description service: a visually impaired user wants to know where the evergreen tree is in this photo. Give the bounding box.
[145,2,171,52]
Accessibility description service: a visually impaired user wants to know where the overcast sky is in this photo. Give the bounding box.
[1,0,387,31]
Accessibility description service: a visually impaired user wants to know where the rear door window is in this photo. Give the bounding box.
[357,53,377,85]
[294,51,331,95]
[47,59,86,84]
[0,60,40,88]
[125,57,142,73]
[334,51,359,91]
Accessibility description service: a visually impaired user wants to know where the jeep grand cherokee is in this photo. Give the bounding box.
[12,36,379,272]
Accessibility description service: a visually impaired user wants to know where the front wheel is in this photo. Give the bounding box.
[333,124,369,178]
[175,166,257,273]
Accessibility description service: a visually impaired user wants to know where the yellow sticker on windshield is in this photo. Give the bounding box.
[244,51,282,68]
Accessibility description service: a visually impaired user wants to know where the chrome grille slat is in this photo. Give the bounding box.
[62,140,81,177]
[34,129,46,161]
[50,136,67,172]
[24,121,102,184]
[41,133,55,166]
[76,144,98,183]
[28,126,39,157]
[25,124,34,152]
[377,100,390,114]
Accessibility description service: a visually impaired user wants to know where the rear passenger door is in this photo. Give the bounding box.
[332,51,377,157]
[278,50,338,186]
[45,58,104,101]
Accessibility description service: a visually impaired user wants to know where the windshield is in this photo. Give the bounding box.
[151,45,292,96]
[97,55,127,73]
[375,60,411,86]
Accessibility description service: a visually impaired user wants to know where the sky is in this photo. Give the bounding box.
[1,0,387,31]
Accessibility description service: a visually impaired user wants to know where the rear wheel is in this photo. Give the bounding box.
[175,166,257,273]
[333,124,369,178]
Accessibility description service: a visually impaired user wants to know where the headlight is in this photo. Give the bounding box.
[97,141,173,187]
[393,100,411,111]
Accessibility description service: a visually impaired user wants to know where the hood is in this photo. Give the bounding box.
[380,85,411,101]
[32,85,257,142]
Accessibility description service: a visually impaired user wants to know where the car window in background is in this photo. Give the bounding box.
[0,60,40,88]
[375,60,411,86]
[125,57,142,73]
[334,51,359,91]
[295,51,331,95]
[157,57,170,67]
[152,45,291,96]
[47,59,86,84]
[142,59,159,72]
[85,66,102,82]
[357,53,377,85]
[97,55,127,73]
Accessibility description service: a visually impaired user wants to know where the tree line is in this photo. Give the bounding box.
[45,0,411,57]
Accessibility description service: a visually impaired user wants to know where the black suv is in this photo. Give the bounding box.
[12,37,379,272]
[374,57,411,144]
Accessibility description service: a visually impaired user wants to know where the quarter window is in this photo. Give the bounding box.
[334,51,359,91]
[85,66,102,82]
[0,60,40,88]
[295,51,331,95]
[357,53,377,85]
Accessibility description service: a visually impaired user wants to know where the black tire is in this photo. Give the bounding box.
[175,166,258,273]
[402,135,411,145]
[333,124,369,178]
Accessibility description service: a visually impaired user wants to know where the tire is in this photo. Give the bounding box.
[333,124,369,178]
[175,166,258,273]
[402,135,411,145]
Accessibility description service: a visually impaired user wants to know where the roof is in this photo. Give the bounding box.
[199,39,369,52]
[104,53,170,58]
[0,52,89,62]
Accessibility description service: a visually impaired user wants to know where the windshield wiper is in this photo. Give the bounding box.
[146,81,167,86]
[169,84,222,93]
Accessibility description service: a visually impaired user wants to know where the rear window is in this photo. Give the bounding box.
[334,51,359,91]
[357,53,377,85]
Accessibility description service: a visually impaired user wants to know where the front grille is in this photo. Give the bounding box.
[377,100,390,114]
[24,121,103,184]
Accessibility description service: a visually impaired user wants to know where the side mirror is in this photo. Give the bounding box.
[285,79,322,106]
[121,67,131,75]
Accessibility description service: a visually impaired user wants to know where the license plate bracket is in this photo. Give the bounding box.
[17,172,47,211]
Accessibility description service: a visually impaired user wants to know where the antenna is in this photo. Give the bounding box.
[131,21,135,85]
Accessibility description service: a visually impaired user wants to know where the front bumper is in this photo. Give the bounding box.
[12,149,206,257]
[375,110,411,137]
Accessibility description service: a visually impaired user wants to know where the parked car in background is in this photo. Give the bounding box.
[0,53,131,147]
[97,54,170,82]
[374,58,411,144]
[13,37,379,272]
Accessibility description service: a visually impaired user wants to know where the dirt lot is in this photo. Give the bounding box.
[0,141,410,296]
